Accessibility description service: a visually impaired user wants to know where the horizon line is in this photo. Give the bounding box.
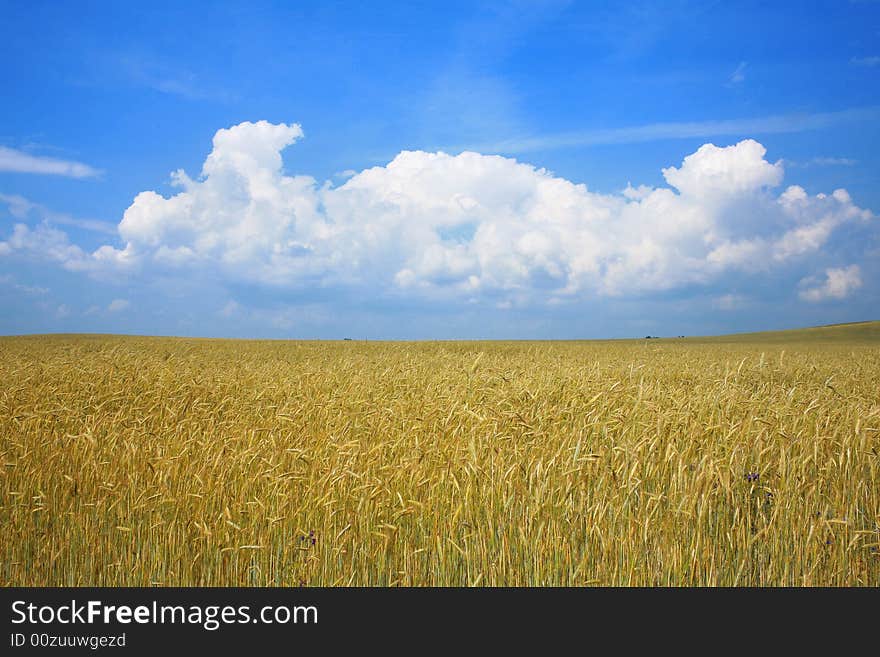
[1,319,876,343]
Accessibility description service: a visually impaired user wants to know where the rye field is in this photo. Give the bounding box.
[1,322,879,586]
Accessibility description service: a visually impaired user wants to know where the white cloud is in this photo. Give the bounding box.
[0,274,48,296]
[783,157,858,168]
[728,61,747,85]
[0,146,101,178]
[0,220,135,272]
[799,265,863,302]
[850,56,880,67]
[0,193,34,218]
[220,300,240,317]
[622,183,653,200]
[807,156,857,167]
[446,106,880,155]
[17,282,48,295]
[107,298,130,313]
[114,52,229,102]
[0,193,117,234]
[3,121,876,307]
[660,139,782,198]
[713,294,748,310]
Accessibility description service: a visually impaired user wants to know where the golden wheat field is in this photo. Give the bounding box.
[1,322,879,586]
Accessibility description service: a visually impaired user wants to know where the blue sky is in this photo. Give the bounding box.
[1,0,878,339]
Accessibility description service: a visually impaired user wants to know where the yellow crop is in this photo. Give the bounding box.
[1,322,878,585]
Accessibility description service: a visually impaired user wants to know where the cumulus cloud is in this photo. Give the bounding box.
[107,298,130,312]
[2,121,876,307]
[0,146,101,178]
[0,221,135,272]
[798,265,863,302]
[661,139,782,197]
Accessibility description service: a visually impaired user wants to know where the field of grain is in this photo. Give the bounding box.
[2,323,879,586]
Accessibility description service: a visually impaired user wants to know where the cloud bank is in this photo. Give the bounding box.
[1,120,875,309]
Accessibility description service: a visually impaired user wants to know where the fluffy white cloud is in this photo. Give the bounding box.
[0,222,135,272]
[799,265,863,302]
[107,298,130,312]
[3,122,875,306]
[661,139,782,198]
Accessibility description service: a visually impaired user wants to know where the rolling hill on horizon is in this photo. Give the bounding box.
[678,319,880,345]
